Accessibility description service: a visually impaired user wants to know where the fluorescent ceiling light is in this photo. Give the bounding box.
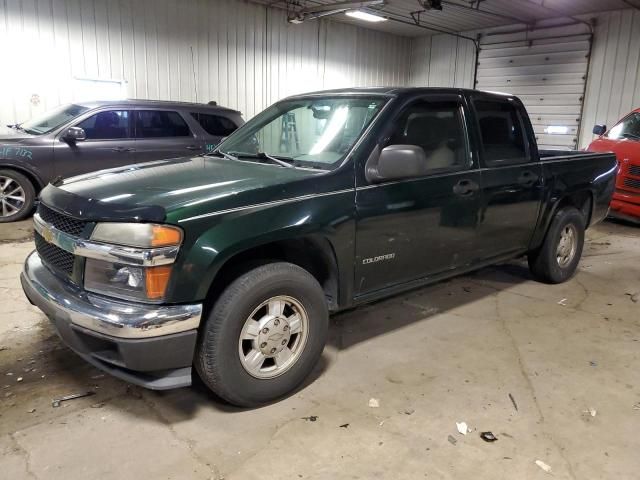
[345,10,387,22]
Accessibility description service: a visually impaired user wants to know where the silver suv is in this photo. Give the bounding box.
[0,99,243,222]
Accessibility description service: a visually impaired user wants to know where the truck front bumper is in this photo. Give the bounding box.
[21,251,203,390]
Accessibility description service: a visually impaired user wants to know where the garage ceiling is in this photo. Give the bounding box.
[265,0,640,37]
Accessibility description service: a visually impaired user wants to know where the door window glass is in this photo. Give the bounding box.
[76,110,131,139]
[607,113,640,141]
[388,100,469,173]
[135,111,191,138]
[190,112,237,136]
[474,99,528,166]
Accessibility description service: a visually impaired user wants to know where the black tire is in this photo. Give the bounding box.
[528,206,585,284]
[195,262,328,407]
[0,169,36,222]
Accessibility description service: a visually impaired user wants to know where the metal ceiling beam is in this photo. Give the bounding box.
[441,0,536,27]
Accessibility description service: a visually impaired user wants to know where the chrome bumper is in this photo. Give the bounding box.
[22,251,202,339]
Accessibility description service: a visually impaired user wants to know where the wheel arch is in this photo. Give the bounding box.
[530,189,594,251]
[202,234,341,313]
[0,163,45,192]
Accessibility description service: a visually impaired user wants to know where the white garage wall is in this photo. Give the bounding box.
[409,33,476,88]
[579,9,640,148]
[0,0,411,126]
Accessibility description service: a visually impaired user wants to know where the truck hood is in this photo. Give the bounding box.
[55,156,323,221]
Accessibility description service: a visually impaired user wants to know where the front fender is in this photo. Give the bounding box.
[168,191,355,304]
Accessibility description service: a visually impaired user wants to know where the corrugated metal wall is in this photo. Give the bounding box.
[0,0,411,126]
[409,33,476,88]
[579,9,640,148]
[410,8,640,149]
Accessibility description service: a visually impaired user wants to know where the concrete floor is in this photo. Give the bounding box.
[0,219,638,480]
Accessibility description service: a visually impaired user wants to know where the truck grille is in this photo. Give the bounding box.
[34,231,75,276]
[37,204,87,237]
[623,177,640,191]
[628,164,640,177]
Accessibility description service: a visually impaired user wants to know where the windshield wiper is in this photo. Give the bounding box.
[622,132,640,140]
[210,150,239,162]
[229,151,295,168]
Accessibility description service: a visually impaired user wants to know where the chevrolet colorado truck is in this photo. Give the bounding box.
[21,88,617,407]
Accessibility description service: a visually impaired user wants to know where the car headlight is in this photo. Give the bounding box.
[84,223,183,302]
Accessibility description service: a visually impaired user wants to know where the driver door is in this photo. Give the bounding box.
[53,109,137,179]
[354,94,483,296]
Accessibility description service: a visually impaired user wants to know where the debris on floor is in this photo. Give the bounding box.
[625,292,639,303]
[480,431,498,442]
[447,435,457,446]
[404,408,415,415]
[16,377,23,382]
[535,459,552,474]
[368,398,380,408]
[632,402,640,410]
[509,393,518,411]
[90,402,105,409]
[558,298,568,306]
[51,391,96,407]
[456,421,470,435]
[589,361,598,367]
[339,423,349,428]
[301,416,318,422]
[587,408,597,417]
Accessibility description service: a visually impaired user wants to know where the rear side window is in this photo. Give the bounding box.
[135,111,191,138]
[474,99,528,166]
[76,110,131,140]
[388,100,469,173]
[190,112,237,136]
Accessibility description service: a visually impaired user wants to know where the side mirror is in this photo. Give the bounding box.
[367,144,428,183]
[593,124,606,136]
[63,127,86,143]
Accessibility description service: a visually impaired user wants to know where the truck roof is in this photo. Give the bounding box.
[288,87,514,100]
[75,99,241,114]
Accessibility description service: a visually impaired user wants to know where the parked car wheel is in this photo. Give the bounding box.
[528,206,585,284]
[0,169,35,222]
[195,262,328,407]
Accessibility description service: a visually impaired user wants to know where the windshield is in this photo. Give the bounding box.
[216,96,387,170]
[607,112,640,140]
[19,104,90,135]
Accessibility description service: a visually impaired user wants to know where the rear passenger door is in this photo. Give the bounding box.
[133,109,202,162]
[355,94,483,295]
[471,96,543,259]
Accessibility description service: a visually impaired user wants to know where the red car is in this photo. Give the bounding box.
[588,108,640,223]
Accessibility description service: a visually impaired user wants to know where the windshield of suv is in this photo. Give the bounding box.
[215,96,387,170]
[19,104,90,135]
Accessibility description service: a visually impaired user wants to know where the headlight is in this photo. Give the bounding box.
[84,223,183,302]
[91,223,182,248]
[85,260,173,302]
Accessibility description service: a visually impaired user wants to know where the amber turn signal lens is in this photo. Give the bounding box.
[151,225,183,247]
[145,265,173,299]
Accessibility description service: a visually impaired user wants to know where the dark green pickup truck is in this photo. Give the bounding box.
[21,88,617,407]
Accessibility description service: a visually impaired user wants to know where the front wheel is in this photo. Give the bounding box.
[528,206,585,284]
[195,262,328,407]
[0,169,35,222]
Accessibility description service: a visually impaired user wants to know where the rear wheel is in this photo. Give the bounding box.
[195,262,328,407]
[528,206,585,284]
[0,169,35,222]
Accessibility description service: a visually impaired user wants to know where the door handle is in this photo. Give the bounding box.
[110,147,134,153]
[518,171,539,187]
[453,179,479,197]
[186,145,202,151]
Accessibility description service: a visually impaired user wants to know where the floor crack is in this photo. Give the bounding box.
[8,432,39,480]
